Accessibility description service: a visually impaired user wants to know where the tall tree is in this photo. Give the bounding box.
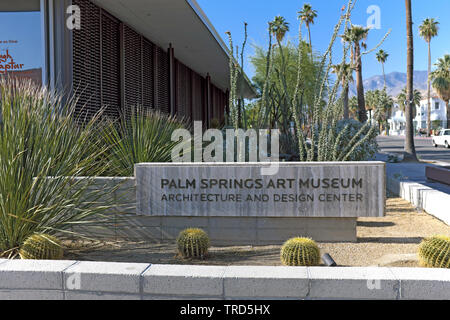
[365,90,378,122]
[298,3,318,57]
[269,16,290,75]
[341,25,370,123]
[376,49,389,87]
[404,0,418,162]
[332,63,354,119]
[397,87,422,116]
[419,18,439,136]
[270,16,290,44]
[431,54,450,128]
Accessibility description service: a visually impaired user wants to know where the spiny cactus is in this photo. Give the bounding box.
[418,235,450,268]
[176,228,210,259]
[280,237,320,266]
[19,234,64,260]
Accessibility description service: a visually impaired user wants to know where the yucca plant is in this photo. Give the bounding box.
[100,107,187,176]
[0,79,115,258]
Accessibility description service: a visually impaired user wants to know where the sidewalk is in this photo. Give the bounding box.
[381,154,450,225]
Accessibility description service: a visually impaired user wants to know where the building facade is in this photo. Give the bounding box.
[0,0,255,127]
[388,96,448,136]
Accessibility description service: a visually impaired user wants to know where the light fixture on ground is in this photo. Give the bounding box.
[322,253,337,266]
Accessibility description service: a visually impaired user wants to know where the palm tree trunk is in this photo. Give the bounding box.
[343,84,349,119]
[308,25,313,59]
[427,41,432,136]
[382,63,386,88]
[355,45,367,122]
[404,0,418,162]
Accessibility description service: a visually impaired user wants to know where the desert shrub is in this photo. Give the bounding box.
[0,79,114,258]
[333,119,379,161]
[280,237,320,266]
[19,234,64,260]
[176,228,210,259]
[100,108,187,176]
[418,235,450,268]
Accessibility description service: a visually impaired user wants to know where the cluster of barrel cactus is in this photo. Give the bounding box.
[176,228,210,259]
[280,237,320,266]
[418,235,450,268]
[19,234,64,260]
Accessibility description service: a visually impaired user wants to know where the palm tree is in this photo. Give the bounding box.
[376,49,389,87]
[298,3,318,56]
[404,0,418,162]
[332,63,354,119]
[419,18,439,136]
[269,16,290,70]
[348,96,359,120]
[397,87,422,116]
[270,16,290,44]
[374,89,394,133]
[341,25,370,123]
[431,54,450,128]
[365,90,378,122]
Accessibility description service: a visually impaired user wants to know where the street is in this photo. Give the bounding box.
[377,136,450,164]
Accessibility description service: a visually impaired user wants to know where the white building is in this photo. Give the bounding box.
[415,96,447,130]
[388,96,447,136]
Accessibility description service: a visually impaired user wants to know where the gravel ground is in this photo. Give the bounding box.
[64,198,450,267]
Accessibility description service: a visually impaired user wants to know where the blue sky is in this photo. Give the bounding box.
[198,0,450,80]
[0,1,448,81]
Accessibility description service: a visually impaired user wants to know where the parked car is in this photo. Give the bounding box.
[432,129,450,148]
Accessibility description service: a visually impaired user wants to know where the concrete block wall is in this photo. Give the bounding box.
[1,260,449,300]
[386,176,450,225]
[74,178,357,244]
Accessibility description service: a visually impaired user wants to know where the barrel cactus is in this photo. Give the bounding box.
[19,234,64,260]
[176,228,210,259]
[280,237,320,266]
[418,235,450,268]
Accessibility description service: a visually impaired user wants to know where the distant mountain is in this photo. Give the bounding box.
[349,70,432,98]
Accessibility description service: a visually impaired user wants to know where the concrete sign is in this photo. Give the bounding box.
[136,162,385,218]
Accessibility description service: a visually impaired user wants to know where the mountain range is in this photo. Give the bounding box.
[349,70,435,98]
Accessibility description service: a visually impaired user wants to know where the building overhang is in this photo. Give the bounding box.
[0,0,39,11]
[91,0,256,99]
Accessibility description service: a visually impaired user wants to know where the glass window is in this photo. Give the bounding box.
[435,102,440,110]
[0,10,42,86]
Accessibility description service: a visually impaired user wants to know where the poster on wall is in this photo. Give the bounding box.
[0,11,42,86]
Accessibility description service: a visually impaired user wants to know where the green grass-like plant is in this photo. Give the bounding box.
[418,235,450,268]
[176,228,210,259]
[100,107,187,176]
[280,237,320,266]
[19,234,64,260]
[0,79,115,258]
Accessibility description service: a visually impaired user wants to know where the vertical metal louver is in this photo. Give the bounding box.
[123,25,143,117]
[72,0,101,121]
[155,47,170,114]
[100,11,121,120]
[72,0,228,125]
[175,60,192,122]
[142,39,154,111]
[191,72,204,122]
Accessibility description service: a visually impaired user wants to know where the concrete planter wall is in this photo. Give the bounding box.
[75,162,385,244]
[0,259,449,300]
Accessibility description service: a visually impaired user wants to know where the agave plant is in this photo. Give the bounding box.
[0,79,115,257]
[100,107,187,176]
